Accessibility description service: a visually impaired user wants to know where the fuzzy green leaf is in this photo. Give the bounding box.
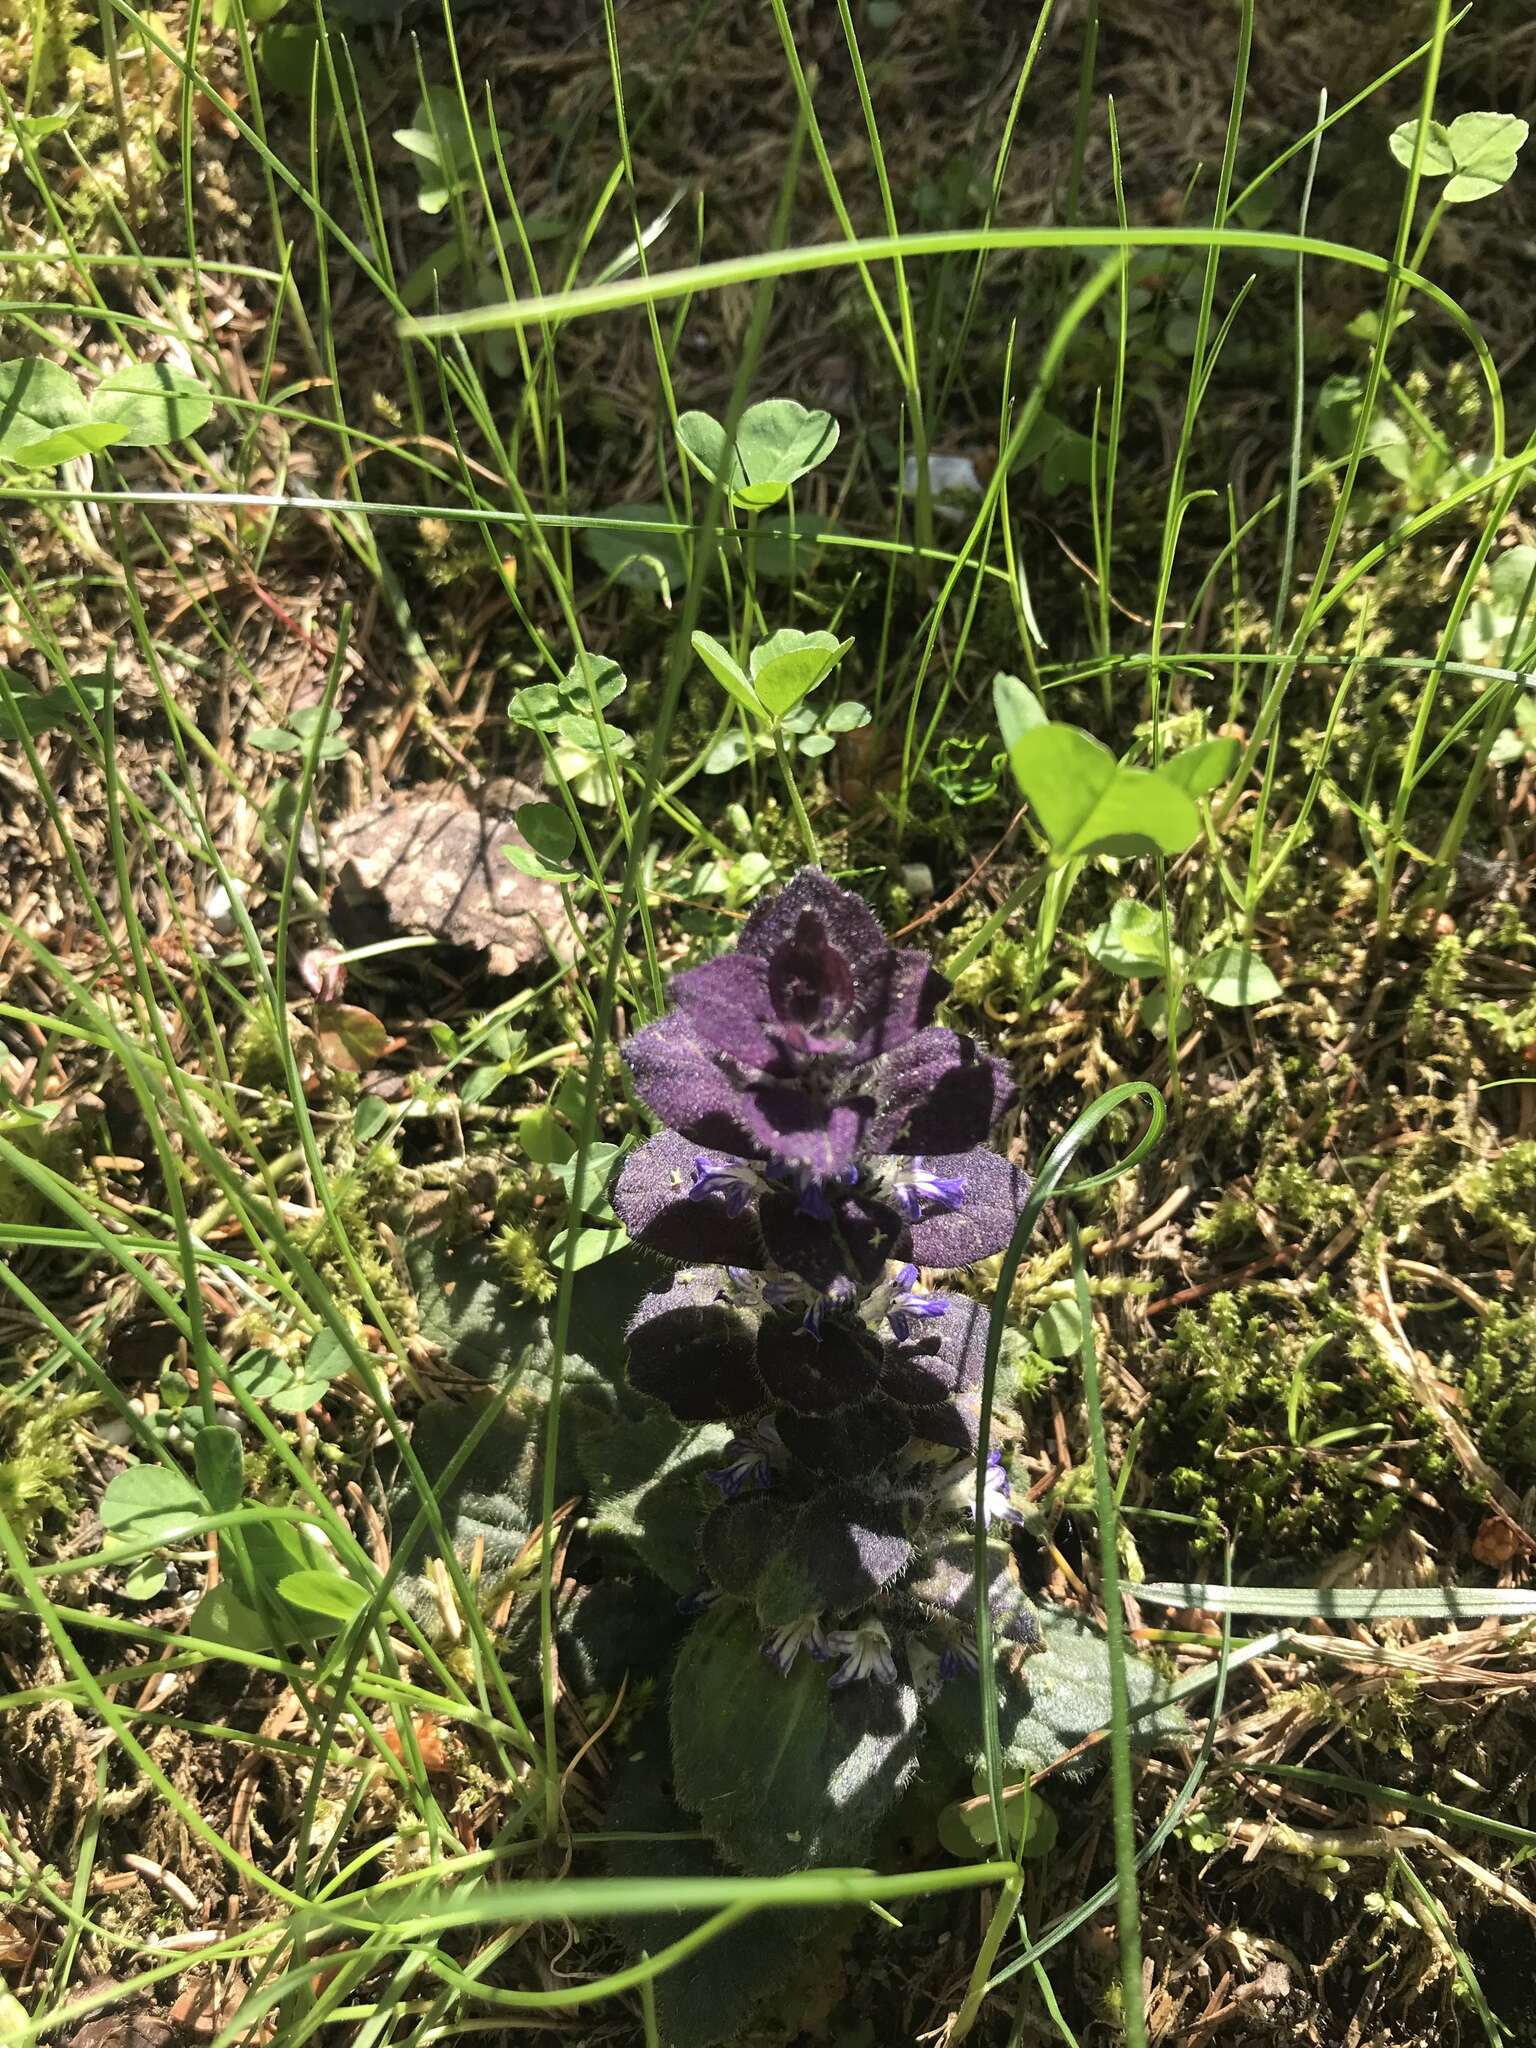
[671,1603,919,1871]
[582,1405,727,1591]
[604,1714,849,2048]
[932,1605,1190,1776]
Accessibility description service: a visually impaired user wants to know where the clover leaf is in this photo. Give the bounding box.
[693,627,851,724]
[394,86,497,216]
[1006,724,1201,863]
[1190,945,1283,1008]
[1083,898,1169,978]
[92,363,214,448]
[0,359,126,468]
[676,398,840,511]
[1389,112,1528,205]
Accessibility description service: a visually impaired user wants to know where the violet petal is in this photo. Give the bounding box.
[865,1027,1016,1154]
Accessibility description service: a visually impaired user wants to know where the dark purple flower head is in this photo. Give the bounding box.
[622,867,1015,1180]
[667,867,947,1071]
[614,869,1035,1691]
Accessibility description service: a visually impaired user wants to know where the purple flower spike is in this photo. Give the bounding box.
[617,867,1036,1662]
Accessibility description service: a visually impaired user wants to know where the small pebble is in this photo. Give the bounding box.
[204,877,249,936]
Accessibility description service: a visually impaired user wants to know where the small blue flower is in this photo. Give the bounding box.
[676,1585,721,1616]
[824,1615,898,1688]
[937,1636,980,1682]
[888,1157,967,1221]
[762,1611,829,1675]
[690,1156,767,1216]
[801,1273,859,1337]
[881,1263,948,1343]
[706,1419,783,1497]
[943,1448,1023,1528]
[907,1637,943,1700]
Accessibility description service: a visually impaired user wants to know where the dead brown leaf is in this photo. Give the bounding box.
[330,784,573,973]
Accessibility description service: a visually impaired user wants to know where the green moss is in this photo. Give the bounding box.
[288,1173,412,1331]
[0,1109,84,1226]
[1454,1304,1536,1486]
[1454,1141,1536,1249]
[493,1221,557,1304]
[0,1390,93,1546]
[1251,1158,1354,1237]
[1146,1283,1457,1562]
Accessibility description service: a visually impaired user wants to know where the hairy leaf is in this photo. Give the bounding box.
[605,1713,848,2046]
[931,1604,1189,1775]
[671,1603,919,1871]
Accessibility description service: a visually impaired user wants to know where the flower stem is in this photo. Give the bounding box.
[772,726,820,863]
[951,1868,1022,2042]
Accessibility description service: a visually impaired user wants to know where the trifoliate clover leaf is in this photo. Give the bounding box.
[677,398,840,510]
[1389,111,1528,204]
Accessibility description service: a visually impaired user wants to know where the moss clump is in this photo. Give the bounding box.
[492,1221,556,1304]
[1454,1304,1536,1489]
[0,1390,93,1546]
[1147,1283,1457,1562]
[1454,1141,1536,1251]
